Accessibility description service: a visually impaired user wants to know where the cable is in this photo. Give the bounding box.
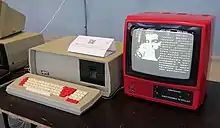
[0,79,15,88]
[83,0,88,36]
[0,71,10,80]
[24,67,30,72]
[40,0,67,34]
[102,86,124,100]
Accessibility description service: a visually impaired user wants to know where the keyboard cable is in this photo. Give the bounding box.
[40,0,67,34]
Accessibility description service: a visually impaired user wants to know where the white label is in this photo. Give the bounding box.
[68,35,116,57]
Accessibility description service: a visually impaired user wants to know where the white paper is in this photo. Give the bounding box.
[68,35,116,57]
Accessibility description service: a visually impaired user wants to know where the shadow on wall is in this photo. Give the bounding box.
[4,0,220,55]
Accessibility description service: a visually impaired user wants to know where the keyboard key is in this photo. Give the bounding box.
[66,98,79,104]
[59,86,76,97]
[26,87,51,96]
[69,90,88,101]
[19,77,29,86]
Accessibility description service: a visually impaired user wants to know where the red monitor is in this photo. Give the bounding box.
[123,12,215,110]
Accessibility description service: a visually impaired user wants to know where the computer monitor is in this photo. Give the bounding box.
[0,1,25,38]
[29,36,123,97]
[123,12,215,110]
[0,32,44,78]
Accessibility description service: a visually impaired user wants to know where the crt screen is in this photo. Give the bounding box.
[131,28,194,79]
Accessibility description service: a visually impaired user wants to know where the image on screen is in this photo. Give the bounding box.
[131,28,194,79]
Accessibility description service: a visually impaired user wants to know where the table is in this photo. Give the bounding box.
[1,72,220,128]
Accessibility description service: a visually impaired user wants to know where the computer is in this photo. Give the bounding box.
[0,32,44,78]
[0,1,43,78]
[28,36,123,97]
[0,1,44,79]
[123,12,215,110]
[6,36,104,115]
[0,1,25,39]
[6,36,121,115]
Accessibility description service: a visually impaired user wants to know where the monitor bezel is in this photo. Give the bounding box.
[125,22,202,86]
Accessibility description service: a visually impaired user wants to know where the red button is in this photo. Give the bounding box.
[66,98,79,104]
[19,77,29,86]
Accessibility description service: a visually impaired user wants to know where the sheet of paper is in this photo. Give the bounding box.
[68,35,115,57]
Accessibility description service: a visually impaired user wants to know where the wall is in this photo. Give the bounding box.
[5,0,220,55]
[5,0,86,36]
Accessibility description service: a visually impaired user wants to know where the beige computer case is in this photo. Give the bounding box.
[1,32,44,71]
[0,1,25,38]
[29,36,123,97]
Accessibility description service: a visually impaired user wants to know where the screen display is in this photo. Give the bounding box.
[131,28,194,79]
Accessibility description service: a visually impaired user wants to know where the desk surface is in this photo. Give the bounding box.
[0,76,220,128]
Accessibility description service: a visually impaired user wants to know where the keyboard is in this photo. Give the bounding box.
[6,73,102,115]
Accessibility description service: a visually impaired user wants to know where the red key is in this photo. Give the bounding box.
[19,77,29,86]
[60,87,69,97]
[59,87,68,97]
[68,88,76,95]
[66,98,79,104]
[59,86,76,97]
